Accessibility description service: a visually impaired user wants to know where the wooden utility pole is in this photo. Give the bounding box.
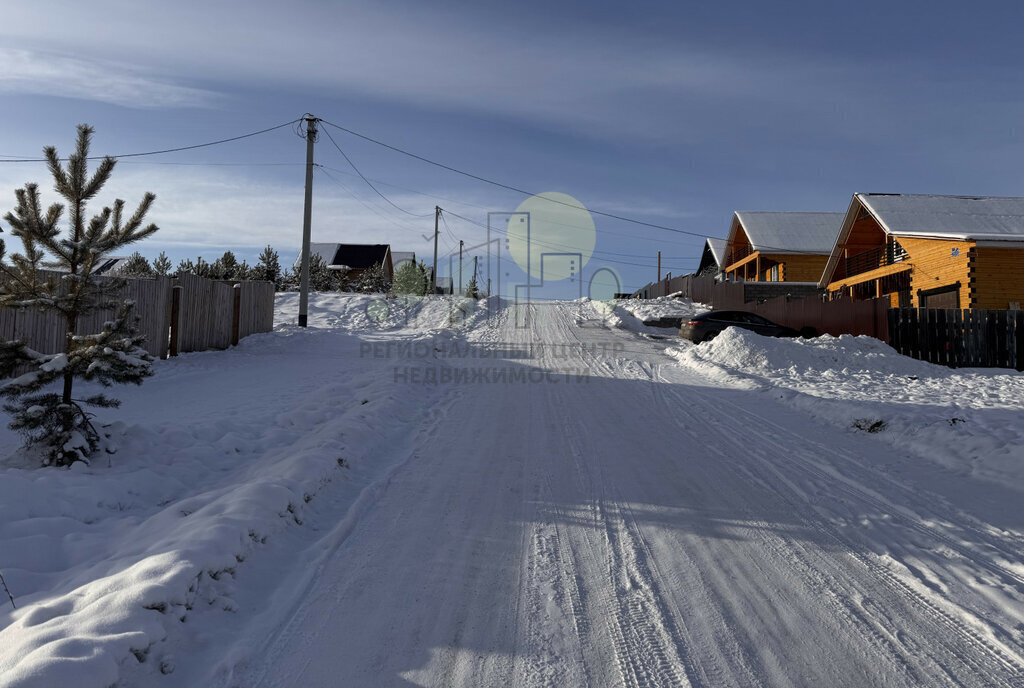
[459,240,464,293]
[298,116,318,327]
[432,206,440,295]
[657,250,661,283]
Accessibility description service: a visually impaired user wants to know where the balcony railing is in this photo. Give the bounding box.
[727,244,753,266]
[841,243,908,279]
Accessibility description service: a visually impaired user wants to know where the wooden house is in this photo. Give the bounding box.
[299,243,394,281]
[819,193,1024,309]
[697,238,728,280]
[723,212,843,283]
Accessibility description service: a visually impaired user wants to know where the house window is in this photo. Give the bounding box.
[886,237,907,264]
[769,265,779,281]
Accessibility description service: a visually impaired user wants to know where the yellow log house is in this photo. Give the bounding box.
[723,212,843,283]
[820,193,1024,309]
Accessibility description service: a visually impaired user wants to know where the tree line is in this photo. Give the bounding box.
[119,250,480,297]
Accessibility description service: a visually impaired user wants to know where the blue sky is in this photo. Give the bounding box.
[1,0,1022,296]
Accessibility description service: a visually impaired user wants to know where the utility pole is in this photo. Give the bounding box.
[473,255,478,296]
[459,240,464,294]
[298,115,318,327]
[657,250,661,284]
[432,206,440,295]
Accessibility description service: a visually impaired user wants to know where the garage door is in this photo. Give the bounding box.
[921,285,960,309]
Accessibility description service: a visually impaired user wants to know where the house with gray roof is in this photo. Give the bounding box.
[821,193,1024,309]
[723,211,844,284]
[697,238,728,279]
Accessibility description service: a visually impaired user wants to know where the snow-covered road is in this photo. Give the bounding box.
[229,300,1024,687]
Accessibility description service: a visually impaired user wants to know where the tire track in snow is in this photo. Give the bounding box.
[662,373,1024,686]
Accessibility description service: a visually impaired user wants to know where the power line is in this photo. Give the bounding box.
[319,118,835,257]
[319,125,432,218]
[0,118,303,162]
[441,209,699,270]
[319,118,712,239]
[315,166,430,237]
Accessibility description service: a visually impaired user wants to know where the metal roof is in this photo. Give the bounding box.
[857,193,1024,241]
[705,238,727,267]
[731,212,844,255]
[391,251,417,268]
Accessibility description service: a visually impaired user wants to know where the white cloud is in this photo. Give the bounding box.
[0,1,855,140]
[0,48,219,109]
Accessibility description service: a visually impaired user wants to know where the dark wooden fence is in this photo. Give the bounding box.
[888,308,1024,370]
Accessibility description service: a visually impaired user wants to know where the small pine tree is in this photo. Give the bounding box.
[357,264,392,294]
[465,273,479,298]
[254,245,281,286]
[152,251,172,276]
[393,260,429,295]
[236,260,251,281]
[175,258,194,277]
[308,253,342,291]
[0,125,157,465]
[117,251,154,278]
[213,251,239,280]
[178,256,212,278]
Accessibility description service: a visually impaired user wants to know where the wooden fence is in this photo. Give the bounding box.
[636,272,1024,370]
[0,273,275,361]
[888,308,1024,370]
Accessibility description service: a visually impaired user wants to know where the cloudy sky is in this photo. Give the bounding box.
[1,0,1022,296]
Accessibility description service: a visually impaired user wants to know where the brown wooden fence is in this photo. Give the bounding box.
[0,273,275,361]
[888,308,1024,370]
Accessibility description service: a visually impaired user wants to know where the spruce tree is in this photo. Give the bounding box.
[0,125,158,466]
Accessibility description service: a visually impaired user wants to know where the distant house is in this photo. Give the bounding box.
[391,251,417,270]
[723,212,844,283]
[820,193,1024,309]
[300,243,393,281]
[697,238,728,280]
[93,257,131,276]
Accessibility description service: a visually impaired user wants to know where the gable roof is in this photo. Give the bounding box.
[391,251,416,267]
[820,193,1024,287]
[856,193,1024,241]
[729,211,844,255]
[300,243,391,270]
[705,238,727,267]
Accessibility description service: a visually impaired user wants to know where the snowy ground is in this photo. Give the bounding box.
[2,293,1024,687]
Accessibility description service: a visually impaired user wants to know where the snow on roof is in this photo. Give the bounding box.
[857,193,1024,241]
[305,243,340,267]
[705,238,727,266]
[731,212,844,254]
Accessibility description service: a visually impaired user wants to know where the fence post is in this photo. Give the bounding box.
[231,283,242,347]
[169,286,182,357]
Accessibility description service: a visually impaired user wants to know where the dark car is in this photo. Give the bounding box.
[679,310,806,344]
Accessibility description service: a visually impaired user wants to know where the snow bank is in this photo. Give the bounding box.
[671,328,1024,488]
[599,296,704,337]
[0,292,463,687]
[274,291,490,333]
